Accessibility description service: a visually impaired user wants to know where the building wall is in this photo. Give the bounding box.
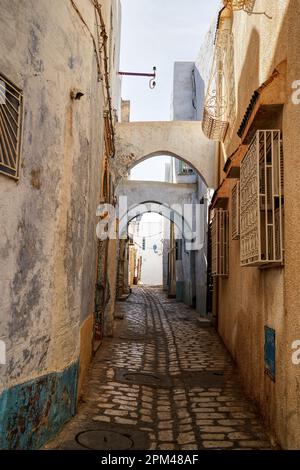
[211,0,300,449]
[0,0,121,449]
[169,61,210,313]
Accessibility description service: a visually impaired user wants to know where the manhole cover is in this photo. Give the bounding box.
[115,368,172,388]
[76,430,133,450]
[182,370,225,388]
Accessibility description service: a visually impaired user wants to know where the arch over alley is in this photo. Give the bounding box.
[117,180,200,244]
[114,121,217,188]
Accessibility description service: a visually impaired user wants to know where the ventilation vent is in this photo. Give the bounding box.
[240,130,284,267]
[0,73,23,179]
[231,181,240,240]
[211,209,229,277]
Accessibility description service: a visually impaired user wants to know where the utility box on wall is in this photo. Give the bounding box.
[264,326,276,381]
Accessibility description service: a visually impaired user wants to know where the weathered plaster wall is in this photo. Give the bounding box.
[172,62,197,121]
[0,0,121,448]
[213,0,300,449]
[169,61,210,313]
[104,238,118,337]
[77,314,93,399]
[0,361,78,449]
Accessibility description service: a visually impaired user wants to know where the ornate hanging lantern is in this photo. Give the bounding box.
[223,0,271,17]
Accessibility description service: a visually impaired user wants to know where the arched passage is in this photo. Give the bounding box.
[119,202,195,243]
[117,180,203,248]
[113,121,216,187]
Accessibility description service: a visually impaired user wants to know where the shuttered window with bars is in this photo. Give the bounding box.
[0,73,23,179]
[231,181,240,240]
[240,130,284,266]
[211,209,229,277]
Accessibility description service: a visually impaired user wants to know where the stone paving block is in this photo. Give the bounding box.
[203,441,234,448]
[177,432,196,445]
[202,434,226,440]
[158,430,174,442]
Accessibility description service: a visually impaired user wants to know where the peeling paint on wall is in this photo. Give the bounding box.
[0,361,78,449]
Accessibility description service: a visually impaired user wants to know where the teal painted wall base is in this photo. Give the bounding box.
[0,361,79,449]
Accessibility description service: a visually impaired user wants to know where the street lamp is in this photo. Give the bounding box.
[118,66,157,89]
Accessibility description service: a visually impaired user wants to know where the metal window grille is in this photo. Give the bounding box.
[231,181,240,240]
[240,130,284,267]
[211,209,229,277]
[0,73,23,179]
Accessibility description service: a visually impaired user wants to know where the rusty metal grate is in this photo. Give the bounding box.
[211,209,229,277]
[0,73,23,179]
[240,130,284,267]
[231,181,240,240]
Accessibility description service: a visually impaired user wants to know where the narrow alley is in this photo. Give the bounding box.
[2,0,300,457]
[46,287,274,451]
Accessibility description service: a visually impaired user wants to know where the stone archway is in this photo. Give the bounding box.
[117,180,201,246]
[112,121,216,188]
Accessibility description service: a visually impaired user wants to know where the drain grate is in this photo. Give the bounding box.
[74,425,150,450]
[115,368,172,388]
[117,334,155,342]
[181,370,225,389]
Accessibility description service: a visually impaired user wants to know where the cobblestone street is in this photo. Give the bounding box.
[46,287,275,451]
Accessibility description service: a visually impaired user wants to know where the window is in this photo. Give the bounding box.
[240,130,284,267]
[178,160,194,175]
[231,181,240,240]
[0,73,23,179]
[211,209,229,277]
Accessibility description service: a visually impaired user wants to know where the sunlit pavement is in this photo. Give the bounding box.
[46,287,276,450]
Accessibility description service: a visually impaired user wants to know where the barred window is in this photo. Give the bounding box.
[0,73,23,179]
[231,181,240,240]
[240,130,284,266]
